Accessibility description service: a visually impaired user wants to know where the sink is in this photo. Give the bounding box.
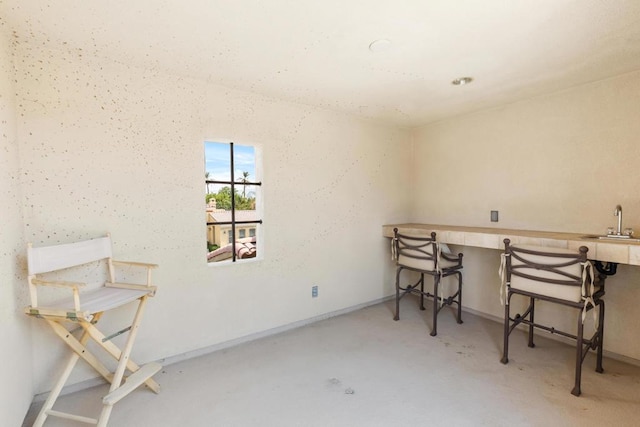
[581,235,640,243]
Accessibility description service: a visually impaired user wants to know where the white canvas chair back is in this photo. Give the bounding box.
[27,236,114,309]
[28,236,112,275]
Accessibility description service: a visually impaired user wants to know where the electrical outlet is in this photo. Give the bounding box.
[312,285,318,298]
[491,210,499,222]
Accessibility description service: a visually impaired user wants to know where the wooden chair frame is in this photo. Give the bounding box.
[25,234,161,426]
[500,238,605,396]
[392,228,464,336]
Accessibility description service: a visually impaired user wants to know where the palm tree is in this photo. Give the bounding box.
[238,171,250,198]
[205,172,211,194]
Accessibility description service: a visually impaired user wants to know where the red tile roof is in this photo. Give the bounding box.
[208,210,260,223]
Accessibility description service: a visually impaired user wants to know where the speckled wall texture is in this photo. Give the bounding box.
[0,28,33,426]
[12,42,412,393]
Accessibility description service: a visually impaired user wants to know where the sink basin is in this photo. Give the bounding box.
[581,235,640,243]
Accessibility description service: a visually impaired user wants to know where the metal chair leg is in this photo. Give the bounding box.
[419,273,425,311]
[596,300,605,373]
[394,267,401,321]
[528,298,535,348]
[572,310,584,396]
[456,272,463,324]
[430,275,439,336]
[501,293,510,364]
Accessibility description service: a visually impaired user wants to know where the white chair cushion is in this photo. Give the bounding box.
[509,245,586,303]
[397,238,459,272]
[398,253,436,271]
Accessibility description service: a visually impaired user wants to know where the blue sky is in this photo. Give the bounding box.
[205,141,256,192]
[205,141,255,180]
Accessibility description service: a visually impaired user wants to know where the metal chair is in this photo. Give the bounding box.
[392,228,463,336]
[499,238,605,396]
[25,234,161,426]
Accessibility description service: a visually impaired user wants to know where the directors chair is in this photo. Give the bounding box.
[25,234,161,426]
[392,228,464,336]
[499,239,605,396]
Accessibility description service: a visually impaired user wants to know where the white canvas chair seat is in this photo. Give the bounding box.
[500,239,605,397]
[392,228,464,336]
[25,234,161,427]
[44,287,152,315]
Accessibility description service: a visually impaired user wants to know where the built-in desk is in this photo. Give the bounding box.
[383,223,640,266]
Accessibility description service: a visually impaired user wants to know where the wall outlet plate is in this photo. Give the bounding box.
[491,210,499,222]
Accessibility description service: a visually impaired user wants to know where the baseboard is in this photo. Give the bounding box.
[32,295,394,402]
[159,295,394,367]
[32,377,108,403]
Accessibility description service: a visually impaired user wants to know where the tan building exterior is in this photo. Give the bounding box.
[206,199,258,248]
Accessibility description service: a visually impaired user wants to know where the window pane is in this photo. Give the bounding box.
[205,141,231,186]
[233,144,256,183]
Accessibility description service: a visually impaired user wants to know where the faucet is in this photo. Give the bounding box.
[614,204,623,235]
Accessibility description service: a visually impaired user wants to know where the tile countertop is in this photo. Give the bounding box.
[382,223,640,266]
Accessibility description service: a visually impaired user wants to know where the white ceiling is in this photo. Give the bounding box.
[2,0,640,127]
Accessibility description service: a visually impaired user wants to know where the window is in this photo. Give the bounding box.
[205,141,261,263]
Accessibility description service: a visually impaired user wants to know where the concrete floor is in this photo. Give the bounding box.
[24,299,640,426]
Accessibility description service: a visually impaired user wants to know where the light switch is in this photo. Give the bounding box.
[491,210,499,222]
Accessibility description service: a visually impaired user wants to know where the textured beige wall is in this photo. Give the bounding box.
[411,71,640,360]
[0,29,33,426]
[13,42,412,393]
